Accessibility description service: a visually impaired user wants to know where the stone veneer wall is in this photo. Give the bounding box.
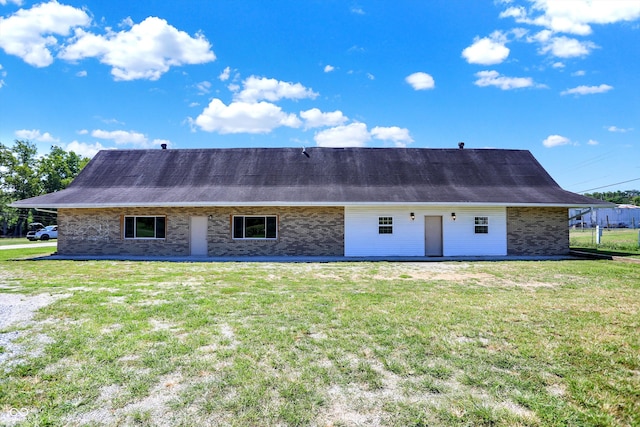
[57,206,344,257]
[506,207,569,255]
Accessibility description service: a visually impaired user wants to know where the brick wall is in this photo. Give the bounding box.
[506,207,569,255]
[57,206,344,257]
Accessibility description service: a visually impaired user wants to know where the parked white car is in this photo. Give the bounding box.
[34,225,58,241]
[26,222,45,241]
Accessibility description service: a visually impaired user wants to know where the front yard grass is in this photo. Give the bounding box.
[0,253,638,426]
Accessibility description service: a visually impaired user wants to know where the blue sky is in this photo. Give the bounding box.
[1,0,638,194]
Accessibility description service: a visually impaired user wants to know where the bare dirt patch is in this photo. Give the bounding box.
[0,293,70,370]
[64,373,187,426]
[0,293,69,330]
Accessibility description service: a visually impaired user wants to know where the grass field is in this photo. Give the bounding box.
[570,228,640,257]
[1,247,639,426]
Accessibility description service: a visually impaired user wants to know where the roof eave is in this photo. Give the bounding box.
[11,201,614,209]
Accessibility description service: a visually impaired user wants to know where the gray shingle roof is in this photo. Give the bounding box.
[11,147,607,208]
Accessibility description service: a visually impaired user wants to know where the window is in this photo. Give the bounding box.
[233,216,277,239]
[124,216,166,239]
[378,216,393,234]
[475,216,489,234]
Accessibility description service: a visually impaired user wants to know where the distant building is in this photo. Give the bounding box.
[570,205,640,229]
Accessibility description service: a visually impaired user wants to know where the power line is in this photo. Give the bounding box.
[566,150,616,172]
[578,177,640,193]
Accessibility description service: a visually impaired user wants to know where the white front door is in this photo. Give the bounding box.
[424,216,443,256]
[190,216,208,256]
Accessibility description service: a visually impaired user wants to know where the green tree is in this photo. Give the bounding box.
[0,141,90,236]
[0,140,41,235]
[1,140,41,200]
[38,145,90,194]
[584,190,640,205]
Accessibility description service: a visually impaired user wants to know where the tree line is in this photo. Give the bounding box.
[0,140,90,237]
[584,190,640,206]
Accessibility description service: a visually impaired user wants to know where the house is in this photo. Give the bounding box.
[11,147,609,258]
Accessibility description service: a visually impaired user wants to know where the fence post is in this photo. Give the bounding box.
[596,225,602,245]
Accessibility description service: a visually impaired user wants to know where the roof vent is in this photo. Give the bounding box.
[161,143,167,150]
[458,142,465,149]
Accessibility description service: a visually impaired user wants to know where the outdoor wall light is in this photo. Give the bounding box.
[410,212,415,221]
[208,215,213,220]
[451,212,456,221]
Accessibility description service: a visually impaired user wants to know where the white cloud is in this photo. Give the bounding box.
[561,84,612,96]
[529,29,553,43]
[0,0,24,5]
[371,126,414,147]
[233,76,318,103]
[324,64,335,73]
[500,1,639,64]
[462,32,510,65]
[500,6,526,19]
[539,36,596,58]
[76,70,87,77]
[194,99,301,134]
[0,63,5,89]
[572,70,586,76]
[474,70,535,90]
[77,129,88,135]
[89,130,169,150]
[66,140,105,157]
[587,139,599,146]
[552,61,565,68]
[91,129,148,146]
[195,80,211,94]
[300,108,348,129]
[96,117,124,126]
[59,17,215,81]
[525,0,640,35]
[510,27,529,39]
[218,66,231,81]
[350,6,365,15]
[366,72,375,80]
[15,129,59,143]
[405,72,435,90]
[607,126,633,133]
[542,134,571,148]
[0,1,91,67]
[314,122,370,147]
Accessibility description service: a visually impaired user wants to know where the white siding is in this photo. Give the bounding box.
[344,206,507,257]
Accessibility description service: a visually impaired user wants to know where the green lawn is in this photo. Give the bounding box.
[0,248,638,426]
[570,228,640,257]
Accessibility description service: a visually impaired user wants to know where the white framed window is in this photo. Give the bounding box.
[233,216,277,239]
[124,216,166,239]
[475,216,489,234]
[378,216,393,234]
